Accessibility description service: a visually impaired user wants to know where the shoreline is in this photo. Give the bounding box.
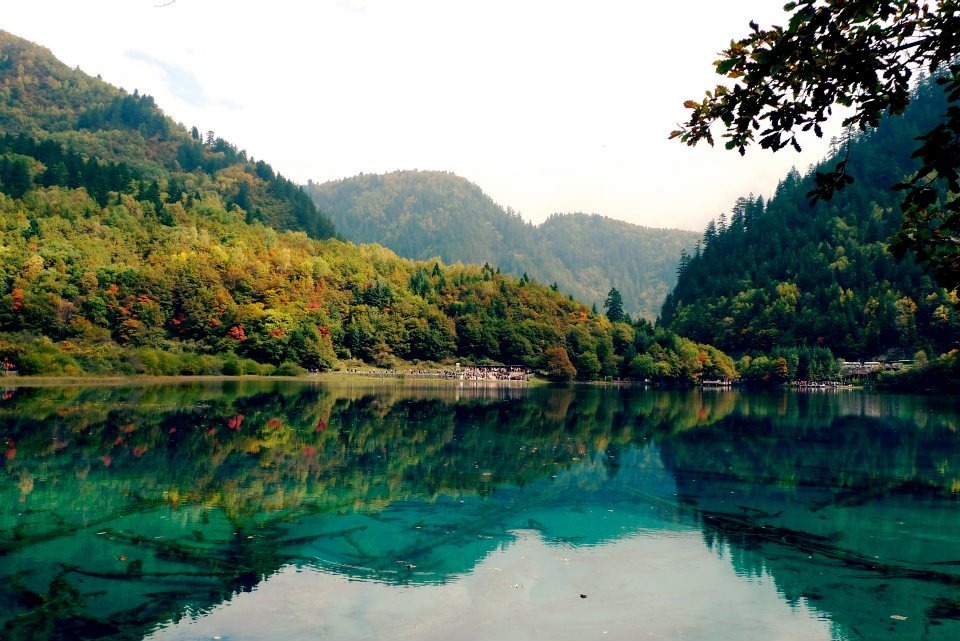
[0,372,869,393]
[0,370,553,388]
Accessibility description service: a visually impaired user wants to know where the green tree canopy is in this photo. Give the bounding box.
[671,0,960,290]
[604,287,628,324]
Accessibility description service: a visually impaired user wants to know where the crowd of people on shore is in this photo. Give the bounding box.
[343,365,531,381]
[451,366,529,381]
[791,380,847,388]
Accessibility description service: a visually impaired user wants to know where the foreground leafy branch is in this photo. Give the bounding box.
[671,0,960,289]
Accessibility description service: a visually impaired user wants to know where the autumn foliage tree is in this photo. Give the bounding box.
[543,346,577,381]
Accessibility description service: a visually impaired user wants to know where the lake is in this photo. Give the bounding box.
[1,379,959,641]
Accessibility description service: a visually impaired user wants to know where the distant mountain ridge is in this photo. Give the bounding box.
[305,171,697,320]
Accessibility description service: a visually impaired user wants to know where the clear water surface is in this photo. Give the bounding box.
[1,379,959,640]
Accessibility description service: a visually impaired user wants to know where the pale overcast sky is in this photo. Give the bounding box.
[4,0,836,232]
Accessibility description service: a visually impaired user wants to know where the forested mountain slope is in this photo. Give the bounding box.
[0,30,335,240]
[0,30,733,382]
[661,74,960,361]
[305,171,697,320]
[537,212,694,320]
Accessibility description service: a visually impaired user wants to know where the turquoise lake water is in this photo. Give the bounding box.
[1,380,959,640]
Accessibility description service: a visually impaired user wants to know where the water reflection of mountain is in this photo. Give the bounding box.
[660,404,960,641]
[0,381,674,640]
[2,382,959,640]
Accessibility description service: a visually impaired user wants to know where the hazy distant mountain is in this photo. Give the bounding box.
[306,171,698,319]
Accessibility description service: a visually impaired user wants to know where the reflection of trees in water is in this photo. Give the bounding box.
[692,506,960,640]
[660,407,960,641]
[2,383,959,640]
[1,382,661,639]
[1,383,748,519]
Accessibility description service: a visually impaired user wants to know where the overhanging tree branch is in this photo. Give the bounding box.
[672,0,960,290]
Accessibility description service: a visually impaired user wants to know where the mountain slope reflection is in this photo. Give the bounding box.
[1,381,959,640]
[283,445,683,585]
[661,405,960,641]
